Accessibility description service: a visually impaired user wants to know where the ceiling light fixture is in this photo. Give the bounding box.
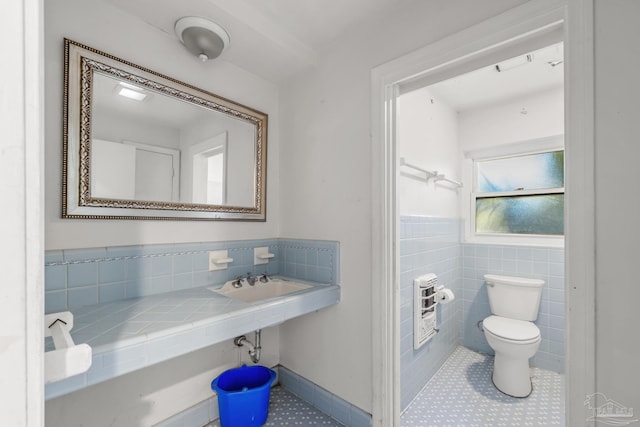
[175,16,230,62]
[116,83,147,101]
[495,54,533,72]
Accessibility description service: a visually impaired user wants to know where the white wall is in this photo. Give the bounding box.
[396,85,564,220]
[458,86,564,151]
[594,0,640,417]
[45,0,280,250]
[397,87,460,217]
[92,109,181,151]
[277,0,529,412]
[44,0,281,424]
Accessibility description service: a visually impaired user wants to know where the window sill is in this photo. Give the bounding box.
[465,233,565,248]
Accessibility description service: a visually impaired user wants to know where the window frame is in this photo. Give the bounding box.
[462,135,565,247]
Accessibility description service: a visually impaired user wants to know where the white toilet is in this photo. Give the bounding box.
[483,274,544,398]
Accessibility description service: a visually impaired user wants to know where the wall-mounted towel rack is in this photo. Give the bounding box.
[399,157,463,189]
[45,311,92,383]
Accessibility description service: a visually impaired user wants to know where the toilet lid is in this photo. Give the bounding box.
[483,315,540,341]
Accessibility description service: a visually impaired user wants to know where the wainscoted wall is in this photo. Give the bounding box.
[461,244,565,373]
[44,238,340,313]
[399,216,565,411]
[399,216,462,411]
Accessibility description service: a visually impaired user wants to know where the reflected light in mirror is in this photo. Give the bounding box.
[118,86,147,101]
[116,81,148,101]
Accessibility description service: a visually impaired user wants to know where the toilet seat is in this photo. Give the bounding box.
[484,315,540,342]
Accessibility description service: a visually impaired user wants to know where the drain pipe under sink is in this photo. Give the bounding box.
[234,329,262,363]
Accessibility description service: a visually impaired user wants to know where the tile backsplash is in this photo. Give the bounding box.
[45,238,339,313]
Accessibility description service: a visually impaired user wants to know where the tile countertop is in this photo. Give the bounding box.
[45,277,340,400]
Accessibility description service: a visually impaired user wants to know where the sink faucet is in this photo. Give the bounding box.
[232,276,244,288]
[246,272,257,286]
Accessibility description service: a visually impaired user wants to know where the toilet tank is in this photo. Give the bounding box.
[484,274,544,321]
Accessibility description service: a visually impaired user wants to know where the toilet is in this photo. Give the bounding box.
[483,274,544,398]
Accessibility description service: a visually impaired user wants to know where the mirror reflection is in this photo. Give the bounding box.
[91,73,257,207]
[62,39,267,220]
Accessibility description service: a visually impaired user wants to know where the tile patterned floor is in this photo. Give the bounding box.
[402,346,565,427]
[204,386,343,427]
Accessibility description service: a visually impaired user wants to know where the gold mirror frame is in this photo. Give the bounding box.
[62,39,267,221]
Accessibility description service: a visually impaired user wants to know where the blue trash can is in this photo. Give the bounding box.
[211,365,276,427]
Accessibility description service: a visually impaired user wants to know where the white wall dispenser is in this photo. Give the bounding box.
[209,249,234,271]
[254,246,275,265]
[414,273,438,349]
[45,311,92,383]
[414,274,456,349]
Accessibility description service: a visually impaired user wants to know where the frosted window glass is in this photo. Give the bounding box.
[477,151,564,192]
[476,194,564,235]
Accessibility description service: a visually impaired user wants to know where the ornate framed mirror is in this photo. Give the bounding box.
[62,39,267,220]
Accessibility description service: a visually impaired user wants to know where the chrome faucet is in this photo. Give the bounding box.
[246,272,257,286]
[232,276,244,288]
[259,272,270,283]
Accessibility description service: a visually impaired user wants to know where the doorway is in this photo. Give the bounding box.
[370,2,596,426]
[396,40,565,424]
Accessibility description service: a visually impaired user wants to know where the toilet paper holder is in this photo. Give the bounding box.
[436,285,455,304]
[44,311,92,383]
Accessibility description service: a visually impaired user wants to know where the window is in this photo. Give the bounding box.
[473,150,564,236]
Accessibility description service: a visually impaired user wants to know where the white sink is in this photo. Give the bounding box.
[210,278,312,303]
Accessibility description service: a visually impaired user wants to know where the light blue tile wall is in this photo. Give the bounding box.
[461,243,565,373]
[279,239,340,284]
[45,239,339,313]
[399,216,462,411]
[398,217,565,409]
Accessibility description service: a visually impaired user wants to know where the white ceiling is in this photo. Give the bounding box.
[101,0,562,105]
[103,0,406,83]
[426,43,564,112]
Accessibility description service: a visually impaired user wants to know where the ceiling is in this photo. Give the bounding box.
[103,0,407,83]
[425,43,564,112]
[100,0,562,105]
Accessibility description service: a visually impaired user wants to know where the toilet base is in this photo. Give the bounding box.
[492,353,533,398]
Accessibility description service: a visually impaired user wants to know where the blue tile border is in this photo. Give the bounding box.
[45,238,339,312]
[277,365,371,427]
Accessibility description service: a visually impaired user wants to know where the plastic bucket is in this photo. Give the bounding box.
[211,365,277,427]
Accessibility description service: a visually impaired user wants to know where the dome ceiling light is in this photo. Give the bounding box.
[175,16,230,62]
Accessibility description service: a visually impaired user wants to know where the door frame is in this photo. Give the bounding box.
[1,0,45,425]
[370,1,595,425]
